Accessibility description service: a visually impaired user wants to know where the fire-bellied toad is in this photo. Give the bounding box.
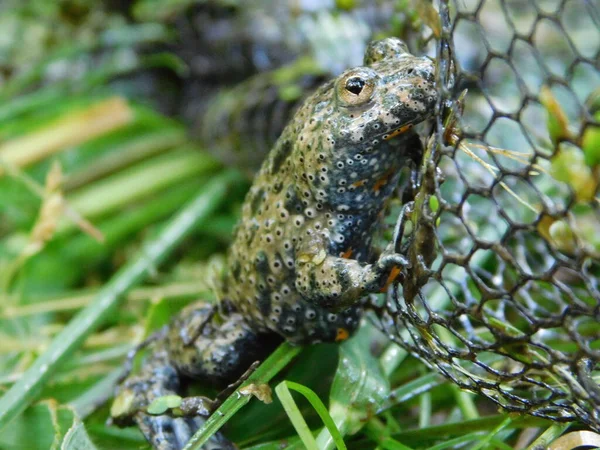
[111,37,437,450]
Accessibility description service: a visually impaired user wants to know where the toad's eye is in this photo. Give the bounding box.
[336,69,378,107]
[345,77,365,95]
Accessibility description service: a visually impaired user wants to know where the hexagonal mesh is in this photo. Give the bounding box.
[372,0,600,430]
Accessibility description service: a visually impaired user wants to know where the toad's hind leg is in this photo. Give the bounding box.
[112,302,280,450]
[166,303,280,384]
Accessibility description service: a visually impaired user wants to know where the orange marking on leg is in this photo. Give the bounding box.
[373,169,395,192]
[384,124,413,141]
[341,248,353,259]
[335,328,350,342]
[380,266,402,293]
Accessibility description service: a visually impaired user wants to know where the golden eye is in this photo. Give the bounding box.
[336,69,377,107]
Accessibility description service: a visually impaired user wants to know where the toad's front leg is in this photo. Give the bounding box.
[294,229,408,311]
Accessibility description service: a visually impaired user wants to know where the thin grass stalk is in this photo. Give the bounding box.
[183,343,303,450]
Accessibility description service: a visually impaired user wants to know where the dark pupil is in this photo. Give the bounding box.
[345,77,365,95]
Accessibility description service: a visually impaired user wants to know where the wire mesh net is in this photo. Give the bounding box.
[372,0,600,430]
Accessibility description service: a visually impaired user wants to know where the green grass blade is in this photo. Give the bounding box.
[62,148,220,230]
[469,416,512,450]
[0,97,134,176]
[452,386,479,420]
[233,436,303,450]
[525,423,570,450]
[182,343,303,450]
[489,438,515,450]
[6,179,211,295]
[63,127,187,190]
[418,391,432,428]
[275,382,318,450]
[382,372,442,411]
[379,437,415,450]
[427,432,484,450]
[391,415,553,447]
[279,381,346,450]
[0,170,237,430]
[0,89,65,124]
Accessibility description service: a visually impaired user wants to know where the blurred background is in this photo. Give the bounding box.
[0,1,598,449]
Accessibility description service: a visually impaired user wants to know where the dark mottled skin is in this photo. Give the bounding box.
[111,38,437,450]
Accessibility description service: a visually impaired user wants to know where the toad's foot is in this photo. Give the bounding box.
[111,348,226,449]
[111,302,280,449]
[294,228,410,310]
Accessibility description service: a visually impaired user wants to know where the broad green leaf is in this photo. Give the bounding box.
[61,417,98,450]
[316,322,390,449]
[0,401,95,450]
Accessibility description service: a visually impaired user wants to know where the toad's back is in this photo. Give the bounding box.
[221,38,437,344]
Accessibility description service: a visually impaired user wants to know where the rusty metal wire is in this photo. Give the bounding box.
[373,0,600,430]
